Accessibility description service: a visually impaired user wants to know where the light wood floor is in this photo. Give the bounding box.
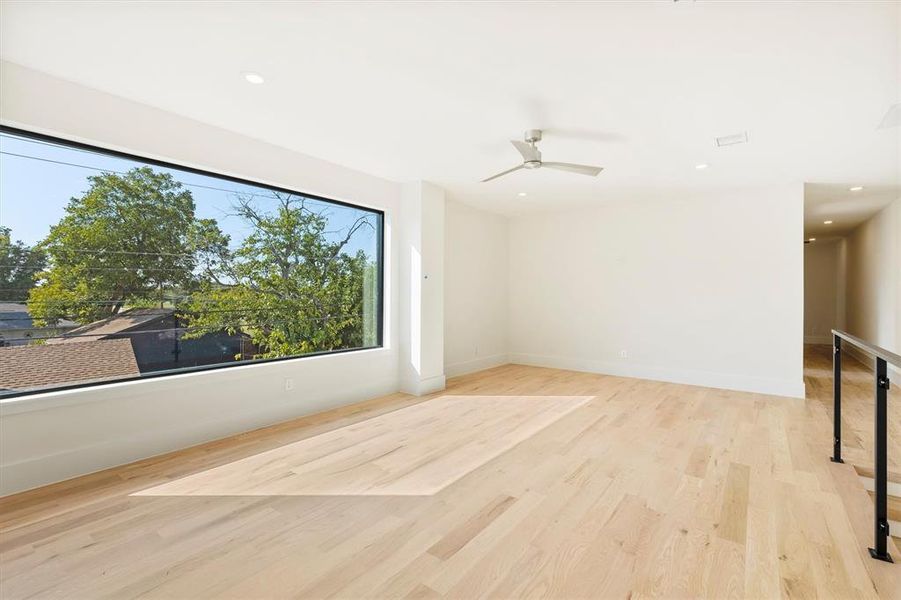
[136,395,592,497]
[1,347,899,599]
[804,344,901,475]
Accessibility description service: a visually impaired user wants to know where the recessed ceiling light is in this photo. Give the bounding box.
[695,163,709,170]
[242,71,265,84]
[824,220,833,225]
[518,192,527,197]
[849,186,864,192]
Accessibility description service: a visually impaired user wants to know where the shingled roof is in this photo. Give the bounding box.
[0,339,140,394]
[47,308,173,344]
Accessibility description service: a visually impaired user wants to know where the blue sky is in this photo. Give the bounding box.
[0,132,379,258]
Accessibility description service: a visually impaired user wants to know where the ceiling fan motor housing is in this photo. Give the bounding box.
[525,129,542,144]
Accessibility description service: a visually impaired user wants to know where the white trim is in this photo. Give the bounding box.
[445,354,510,378]
[401,374,446,397]
[509,353,805,398]
[416,374,447,395]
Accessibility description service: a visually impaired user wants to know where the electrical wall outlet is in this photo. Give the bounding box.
[620,350,628,359]
[284,378,295,391]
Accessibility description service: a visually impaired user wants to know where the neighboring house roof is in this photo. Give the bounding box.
[0,338,140,393]
[0,302,77,331]
[0,303,29,330]
[48,308,173,344]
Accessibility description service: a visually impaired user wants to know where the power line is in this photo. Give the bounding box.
[34,248,211,258]
[0,290,373,305]
[40,307,351,316]
[0,324,77,331]
[0,288,192,293]
[0,150,292,201]
[0,264,204,272]
[0,296,189,306]
[3,133,138,162]
[4,135,376,214]
[1,148,380,228]
[0,307,355,322]
[1,247,370,259]
[0,314,364,343]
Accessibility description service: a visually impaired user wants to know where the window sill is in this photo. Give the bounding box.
[0,346,392,417]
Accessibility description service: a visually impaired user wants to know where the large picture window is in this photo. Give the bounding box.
[0,128,383,397]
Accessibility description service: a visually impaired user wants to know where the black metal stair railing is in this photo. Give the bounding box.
[830,329,900,563]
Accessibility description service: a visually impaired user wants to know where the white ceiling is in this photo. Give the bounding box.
[1,1,899,215]
[804,183,898,238]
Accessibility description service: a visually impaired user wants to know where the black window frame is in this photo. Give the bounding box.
[0,125,386,399]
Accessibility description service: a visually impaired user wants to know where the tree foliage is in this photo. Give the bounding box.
[0,227,46,302]
[26,166,379,359]
[181,193,377,358]
[28,168,203,324]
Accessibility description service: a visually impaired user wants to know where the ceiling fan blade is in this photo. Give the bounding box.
[481,164,525,182]
[542,162,604,176]
[510,140,540,162]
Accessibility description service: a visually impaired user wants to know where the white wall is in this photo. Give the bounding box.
[804,239,845,344]
[0,62,420,495]
[399,181,446,395]
[844,198,900,369]
[0,62,813,494]
[443,200,509,377]
[507,186,805,398]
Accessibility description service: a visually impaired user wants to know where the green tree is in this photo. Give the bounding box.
[28,167,211,325]
[0,227,46,302]
[182,193,377,358]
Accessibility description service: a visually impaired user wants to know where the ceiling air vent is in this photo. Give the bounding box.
[714,131,749,147]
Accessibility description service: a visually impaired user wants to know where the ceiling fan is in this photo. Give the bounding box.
[481,129,604,182]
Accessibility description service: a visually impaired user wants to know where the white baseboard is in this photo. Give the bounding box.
[445,354,510,378]
[508,353,805,399]
[844,344,901,379]
[401,374,446,397]
[844,344,870,368]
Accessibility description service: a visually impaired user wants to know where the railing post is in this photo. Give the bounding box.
[868,357,893,563]
[831,334,843,463]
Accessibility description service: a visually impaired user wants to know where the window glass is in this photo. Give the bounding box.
[0,129,383,397]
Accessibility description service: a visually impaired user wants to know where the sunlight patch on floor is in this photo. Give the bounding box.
[133,395,592,497]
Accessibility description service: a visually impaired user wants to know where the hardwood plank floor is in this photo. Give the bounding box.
[135,395,591,497]
[0,349,898,598]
